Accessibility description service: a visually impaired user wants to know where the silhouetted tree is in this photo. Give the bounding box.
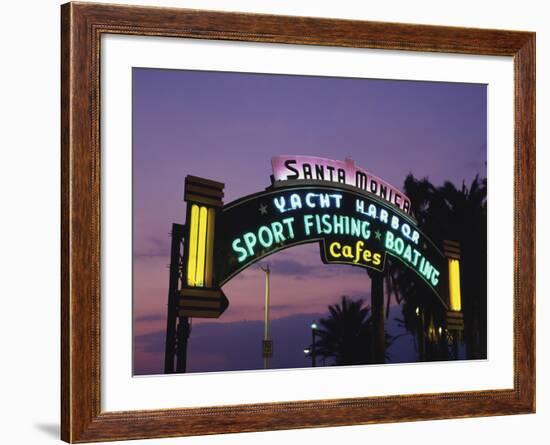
[386,174,487,361]
[314,296,375,365]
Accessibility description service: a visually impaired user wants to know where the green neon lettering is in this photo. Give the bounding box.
[391,215,399,230]
[350,218,361,237]
[333,215,344,234]
[331,194,343,208]
[273,197,286,213]
[383,230,440,290]
[303,215,314,236]
[403,244,412,262]
[319,193,330,208]
[412,249,421,267]
[258,226,274,248]
[243,232,257,256]
[343,216,350,235]
[305,193,316,208]
[271,221,285,243]
[232,238,248,262]
[431,269,440,287]
[322,214,332,234]
[290,194,302,210]
[315,214,322,234]
[368,204,377,219]
[385,231,395,250]
[282,217,295,238]
[394,236,405,255]
[361,221,371,240]
[422,260,433,280]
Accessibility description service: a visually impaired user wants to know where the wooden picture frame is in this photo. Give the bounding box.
[61,2,535,442]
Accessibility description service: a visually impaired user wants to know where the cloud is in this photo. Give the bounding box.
[268,257,365,280]
[135,313,165,323]
[269,304,294,311]
[134,234,171,258]
[269,259,315,276]
[134,329,166,355]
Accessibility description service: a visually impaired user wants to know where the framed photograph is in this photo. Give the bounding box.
[61,2,535,442]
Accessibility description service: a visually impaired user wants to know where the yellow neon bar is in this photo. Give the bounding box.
[195,206,208,287]
[448,258,462,311]
[204,207,216,287]
[187,204,200,286]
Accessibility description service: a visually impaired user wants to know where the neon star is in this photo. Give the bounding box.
[374,230,382,240]
[259,203,268,215]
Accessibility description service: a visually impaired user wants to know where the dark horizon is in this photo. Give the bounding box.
[132,68,486,375]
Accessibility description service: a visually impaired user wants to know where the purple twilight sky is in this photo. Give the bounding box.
[132,68,486,375]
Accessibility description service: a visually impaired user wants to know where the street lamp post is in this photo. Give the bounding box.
[310,322,318,367]
[303,322,319,367]
[260,264,271,369]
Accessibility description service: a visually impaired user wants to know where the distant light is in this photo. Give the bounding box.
[303,347,311,355]
[311,322,318,330]
[438,326,443,335]
[415,307,420,316]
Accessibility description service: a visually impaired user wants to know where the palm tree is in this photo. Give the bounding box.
[432,177,487,359]
[314,296,375,365]
[386,174,487,361]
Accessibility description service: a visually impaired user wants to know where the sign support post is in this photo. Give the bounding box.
[368,269,385,363]
[164,223,186,374]
[260,265,272,368]
[175,316,191,372]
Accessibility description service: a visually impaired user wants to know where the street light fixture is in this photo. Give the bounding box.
[310,321,318,367]
[303,321,319,367]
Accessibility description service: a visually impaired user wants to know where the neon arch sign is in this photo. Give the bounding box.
[178,156,462,320]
